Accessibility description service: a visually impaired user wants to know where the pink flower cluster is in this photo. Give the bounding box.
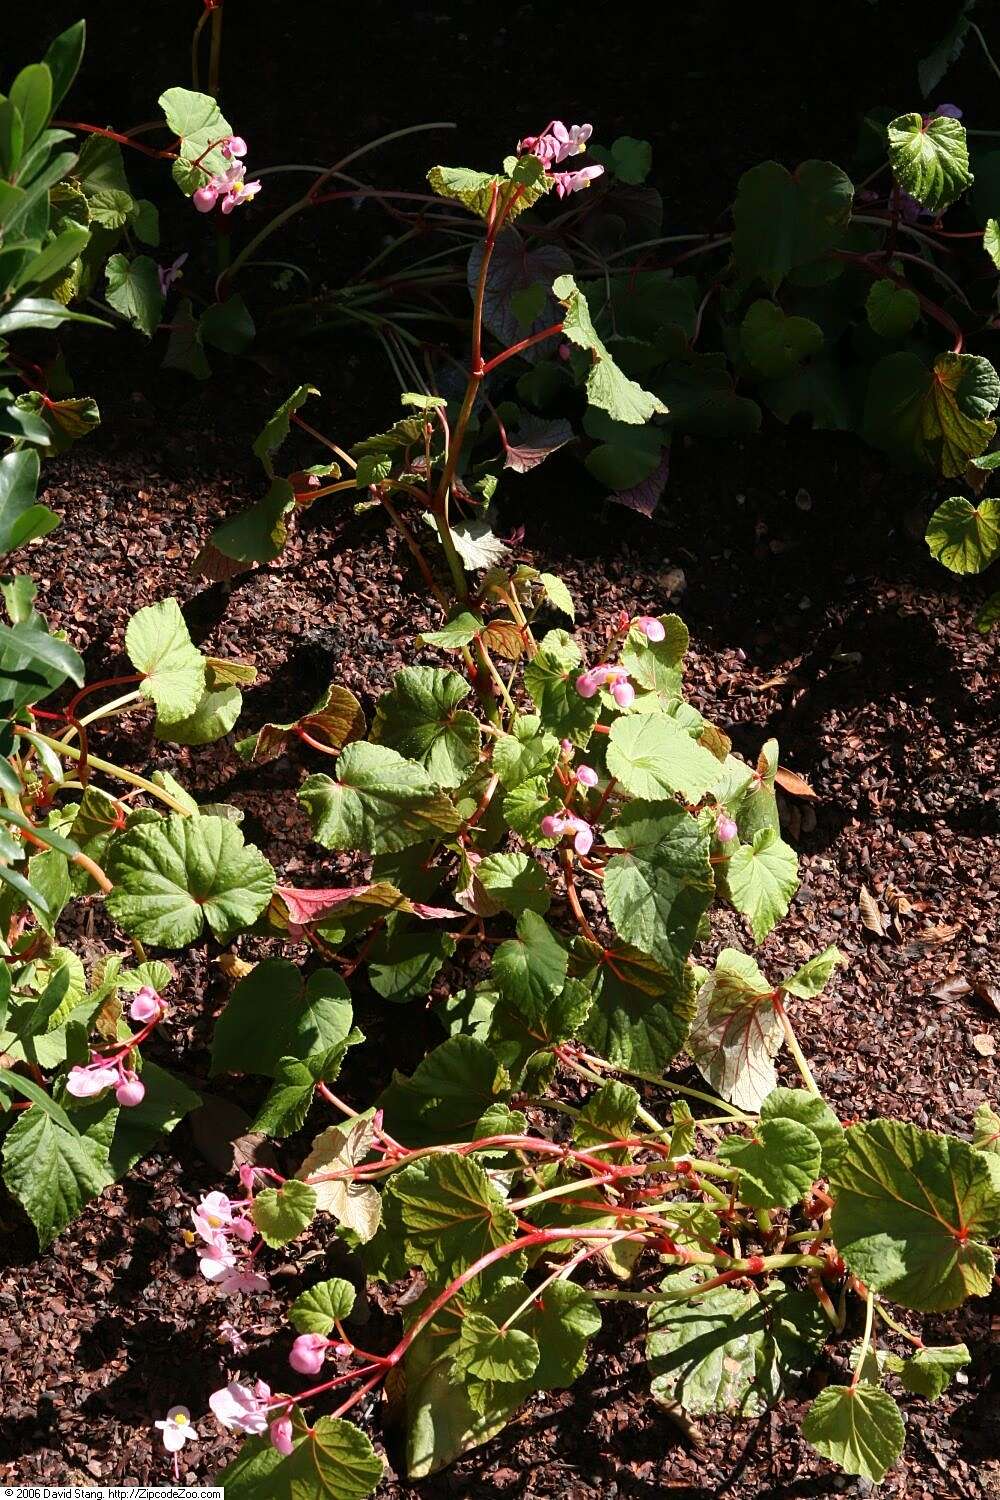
[210,1380,294,1456]
[192,136,261,214]
[516,119,605,198]
[576,664,634,709]
[65,986,165,1107]
[540,811,593,856]
[192,1189,267,1294]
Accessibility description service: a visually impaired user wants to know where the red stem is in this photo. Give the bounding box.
[53,121,176,160]
[481,321,565,374]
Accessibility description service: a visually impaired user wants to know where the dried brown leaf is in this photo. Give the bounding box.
[859,885,886,937]
[774,765,817,799]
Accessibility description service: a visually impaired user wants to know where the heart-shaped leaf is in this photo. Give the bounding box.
[125,598,205,723]
[888,111,971,214]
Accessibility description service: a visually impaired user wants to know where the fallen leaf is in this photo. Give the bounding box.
[916,923,960,947]
[972,1034,996,1057]
[859,885,886,937]
[775,765,817,798]
[930,978,972,1002]
[972,980,1000,1018]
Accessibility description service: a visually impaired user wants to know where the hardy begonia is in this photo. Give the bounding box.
[575,764,599,788]
[540,811,594,856]
[716,812,739,843]
[65,1059,119,1098]
[193,161,261,215]
[221,134,248,158]
[156,255,187,298]
[551,164,604,198]
[209,1380,272,1436]
[214,1268,270,1295]
[270,1415,294,1456]
[575,664,635,708]
[155,1405,197,1454]
[636,615,666,642]
[115,1071,146,1107]
[289,1332,329,1375]
[218,1320,248,1354]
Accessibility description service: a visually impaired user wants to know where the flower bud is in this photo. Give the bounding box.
[715,813,738,844]
[115,1074,146,1108]
[193,185,219,213]
[611,680,635,709]
[575,765,598,788]
[270,1415,294,1456]
[636,615,666,642]
[289,1334,328,1375]
[129,986,162,1023]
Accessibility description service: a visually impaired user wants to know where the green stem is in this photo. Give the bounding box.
[574,1049,754,1122]
[757,1207,773,1236]
[873,1299,924,1349]
[592,1254,826,1303]
[774,997,821,1095]
[18,731,193,816]
[851,1290,876,1387]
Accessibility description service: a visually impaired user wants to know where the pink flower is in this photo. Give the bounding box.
[551,165,604,198]
[289,1333,328,1375]
[193,184,219,213]
[230,1214,256,1242]
[576,664,634,707]
[222,135,248,158]
[155,1405,197,1453]
[65,1061,119,1098]
[115,1072,145,1108]
[218,1320,248,1354]
[540,812,593,857]
[518,120,594,167]
[716,812,738,844]
[209,1380,272,1436]
[199,1231,237,1283]
[193,1192,235,1240]
[560,738,574,758]
[155,256,187,299]
[636,616,666,642]
[270,1415,294,1456]
[575,765,599,788]
[215,1268,269,1295]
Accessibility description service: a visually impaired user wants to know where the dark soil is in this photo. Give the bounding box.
[1,1,999,1496]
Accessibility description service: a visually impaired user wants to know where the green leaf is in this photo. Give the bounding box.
[926,496,1000,574]
[866,277,920,338]
[125,598,205,722]
[606,714,722,803]
[830,1119,1000,1310]
[252,384,318,475]
[2,1106,111,1247]
[538,572,575,619]
[720,1118,822,1207]
[420,611,484,649]
[253,1044,359,1138]
[217,1410,384,1500]
[161,296,210,379]
[573,1080,639,1154]
[553,274,668,424]
[289,1278,356,1335]
[206,480,299,565]
[252,1178,317,1247]
[579,943,696,1072]
[487,974,592,1085]
[976,589,1000,633]
[604,802,714,970]
[297,1114,381,1242]
[476,852,550,916]
[761,1088,845,1172]
[865,351,999,477]
[427,165,505,218]
[89,188,135,230]
[130,198,160,246]
[888,111,971,214]
[368,928,455,1003]
[491,721,560,791]
[619,614,689,703]
[44,20,86,111]
[493,910,568,1009]
[378,1035,509,1148]
[428,156,550,223]
[802,1384,905,1484]
[732,159,854,290]
[155,683,241,745]
[647,1271,827,1416]
[523,629,600,746]
[105,813,275,947]
[0,297,109,336]
[740,299,823,378]
[299,744,460,854]
[211,960,354,1077]
[591,135,652,185]
[10,64,52,151]
[0,449,58,554]
[972,1101,1000,1154]
[201,294,255,354]
[727,828,799,943]
[896,1343,970,1400]
[104,254,164,338]
[370,667,480,788]
[378,1151,519,1283]
[781,945,844,999]
[454,1312,539,1382]
[159,86,233,195]
[689,948,782,1111]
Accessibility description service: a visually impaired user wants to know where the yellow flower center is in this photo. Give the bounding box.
[174,1413,189,1427]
